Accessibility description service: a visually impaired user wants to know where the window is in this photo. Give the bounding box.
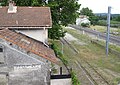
[0,47,3,52]
[0,46,4,64]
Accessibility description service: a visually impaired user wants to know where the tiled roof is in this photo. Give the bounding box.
[0,7,52,28]
[0,29,57,63]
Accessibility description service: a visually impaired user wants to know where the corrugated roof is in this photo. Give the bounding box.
[0,29,57,63]
[0,7,52,28]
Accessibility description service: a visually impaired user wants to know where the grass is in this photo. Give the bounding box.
[62,27,120,84]
[90,25,119,33]
[66,28,91,43]
[93,39,120,52]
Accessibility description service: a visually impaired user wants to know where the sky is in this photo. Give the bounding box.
[78,0,120,14]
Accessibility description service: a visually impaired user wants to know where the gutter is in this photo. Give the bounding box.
[0,26,52,30]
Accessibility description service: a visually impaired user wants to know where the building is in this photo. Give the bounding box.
[0,1,72,85]
[0,28,57,85]
[0,1,52,43]
[76,15,90,26]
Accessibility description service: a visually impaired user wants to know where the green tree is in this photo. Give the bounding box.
[115,16,120,21]
[89,15,99,25]
[47,0,80,39]
[80,7,94,16]
[97,15,107,20]
[0,0,8,6]
[80,7,98,25]
[32,0,39,6]
[14,0,32,6]
[1,0,32,6]
[48,23,66,40]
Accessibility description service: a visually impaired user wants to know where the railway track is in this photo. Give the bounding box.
[61,37,110,85]
[77,61,110,85]
[60,38,79,54]
[69,24,120,46]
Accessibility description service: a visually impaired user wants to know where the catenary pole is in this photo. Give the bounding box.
[106,6,111,56]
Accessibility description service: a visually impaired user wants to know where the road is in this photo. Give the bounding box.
[69,24,120,46]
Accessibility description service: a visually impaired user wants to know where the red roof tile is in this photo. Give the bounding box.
[0,29,57,63]
[0,7,52,28]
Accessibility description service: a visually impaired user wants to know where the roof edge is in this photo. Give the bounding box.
[0,26,52,30]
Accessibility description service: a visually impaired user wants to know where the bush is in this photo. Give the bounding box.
[81,23,90,27]
[51,42,68,65]
[97,20,107,26]
[51,42,80,85]
[97,20,120,28]
[71,71,80,85]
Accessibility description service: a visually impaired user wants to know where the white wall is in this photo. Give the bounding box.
[51,79,72,85]
[76,18,90,25]
[17,29,48,43]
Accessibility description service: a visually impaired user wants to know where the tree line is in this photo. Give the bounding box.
[80,7,120,27]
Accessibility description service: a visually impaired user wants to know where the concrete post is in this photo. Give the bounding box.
[106,6,111,56]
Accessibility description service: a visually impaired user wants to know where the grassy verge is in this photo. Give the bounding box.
[65,27,120,52]
[96,40,120,52]
[90,25,120,35]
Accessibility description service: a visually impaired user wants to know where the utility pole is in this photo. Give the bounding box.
[106,6,111,56]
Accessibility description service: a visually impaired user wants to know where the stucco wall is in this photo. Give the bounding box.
[76,18,90,25]
[17,29,48,43]
[51,79,72,85]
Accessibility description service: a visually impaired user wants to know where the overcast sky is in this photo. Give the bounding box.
[78,0,120,14]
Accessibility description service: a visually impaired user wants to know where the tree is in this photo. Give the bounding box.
[0,0,32,6]
[81,23,90,27]
[48,23,66,40]
[97,14,107,20]
[80,7,94,16]
[80,7,98,25]
[89,15,99,26]
[32,0,39,6]
[114,16,120,21]
[47,0,80,39]
[0,0,8,6]
[1,0,80,40]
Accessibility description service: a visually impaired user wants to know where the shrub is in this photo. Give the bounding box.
[51,42,68,65]
[81,23,90,27]
[51,42,80,85]
[71,71,80,85]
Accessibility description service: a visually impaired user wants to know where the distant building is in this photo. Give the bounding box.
[0,1,52,43]
[0,29,58,85]
[76,15,90,26]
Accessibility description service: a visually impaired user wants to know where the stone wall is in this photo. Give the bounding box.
[0,40,51,85]
[9,64,50,85]
[4,46,43,67]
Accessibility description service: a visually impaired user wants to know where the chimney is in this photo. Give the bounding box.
[8,0,17,13]
[9,0,14,11]
[0,3,2,8]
